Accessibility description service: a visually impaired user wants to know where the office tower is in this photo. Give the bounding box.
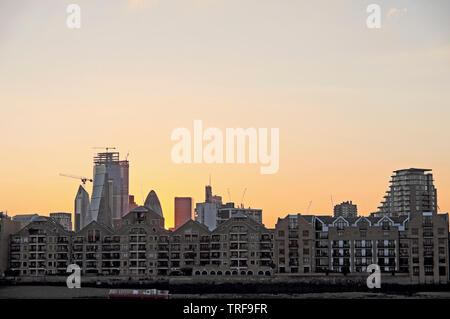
[0,212,20,276]
[144,190,164,217]
[129,195,138,212]
[75,185,90,231]
[195,201,220,231]
[175,197,192,229]
[50,212,72,231]
[90,152,129,228]
[205,185,222,204]
[373,168,438,217]
[89,164,113,228]
[334,201,357,218]
[195,185,263,230]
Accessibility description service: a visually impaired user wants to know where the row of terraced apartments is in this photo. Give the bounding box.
[7,206,450,284]
[274,211,449,284]
[8,206,274,278]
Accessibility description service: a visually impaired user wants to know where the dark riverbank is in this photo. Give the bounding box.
[2,277,450,298]
[2,285,450,299]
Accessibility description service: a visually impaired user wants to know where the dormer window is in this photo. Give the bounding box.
[336,220,346,230]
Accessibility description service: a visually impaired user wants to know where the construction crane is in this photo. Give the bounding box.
[306,200,312,213]
[227,188,232,202]
[92,146,116,152]
[240,188,247,208]
[60,173,93,185]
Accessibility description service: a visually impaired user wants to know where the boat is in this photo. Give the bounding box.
[108,289,170,299]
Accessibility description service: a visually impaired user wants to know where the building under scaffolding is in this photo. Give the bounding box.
[89,152,129,229]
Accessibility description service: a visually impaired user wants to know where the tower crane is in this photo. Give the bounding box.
[306,200,312,213]
[59,173,93,185]
[240,188,247,208]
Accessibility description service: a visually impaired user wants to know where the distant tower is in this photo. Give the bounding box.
[174,197,192,229]
[205,185,222,204]
[144,190,164,218]
[333,201,357,218]
[50,212,72,231]
[89,165,113,228]
[205,185,212,203]
[75,185,90,231]
[128,195,138,212]
[90,151,129,228]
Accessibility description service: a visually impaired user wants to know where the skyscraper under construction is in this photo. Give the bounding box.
[89,151,129,229]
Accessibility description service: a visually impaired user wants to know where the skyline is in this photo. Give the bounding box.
[1,0,450,228]
[2,153,446,229]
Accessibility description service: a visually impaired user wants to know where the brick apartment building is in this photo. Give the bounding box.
[7,206,450,284]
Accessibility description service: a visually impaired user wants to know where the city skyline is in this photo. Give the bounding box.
[2,158,447,230]
[1,0,449,229]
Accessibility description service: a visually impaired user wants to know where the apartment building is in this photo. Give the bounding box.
[9,216,72,276]
[374,168,438,217]
[192,213,273,276]
[9,206,273,278]
[0,212,21,276]
[274,211,449,284]
[8,206,449,284]
[334,201,358,218]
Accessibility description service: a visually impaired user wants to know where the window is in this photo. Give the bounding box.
[336,220,346,230]
[412,228,419,235]
[302,230,309,237]
[425,266,433,275]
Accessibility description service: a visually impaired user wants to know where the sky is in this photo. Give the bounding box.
[0,0,449,229]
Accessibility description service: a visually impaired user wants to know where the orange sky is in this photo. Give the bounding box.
[0,1,449,228]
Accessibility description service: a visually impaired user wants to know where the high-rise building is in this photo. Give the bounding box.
[75,185,90,231]
[174,197,192,229]
[89,164,113,228]
[128,195,138,212]
[195,185,263,230]
[205,185,222,203]
[144,190,164,218]
[90,152,129,228]
[334,201,357,218]
[50,212,72,231]
[373,168,438,217]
